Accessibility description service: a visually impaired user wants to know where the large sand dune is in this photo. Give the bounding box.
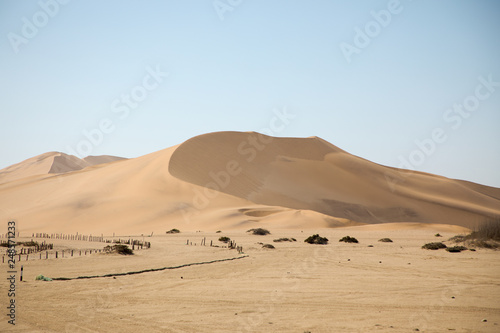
[0,131,499,234]
[0,152,126,184]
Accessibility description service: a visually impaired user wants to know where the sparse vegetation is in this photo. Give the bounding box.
[219,236,231,243]
[247,228,270,235]
[216,230,222,233]
[339,236,358,243]
[104,244,134,255]
[262,244,275,249]
[422,242,447,250]
[304,234,329,245]
[273,238,297,242]
[435,233,442,237]
[378,238,393,243]
[166,228,180,234]
[446,246,468,253]
[449,218,500,249]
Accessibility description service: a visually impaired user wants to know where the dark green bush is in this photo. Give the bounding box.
[304,234,329,245]
[339,236,358,243]
[219,236,230,243]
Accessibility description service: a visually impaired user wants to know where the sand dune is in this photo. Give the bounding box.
[169,131,500,228]
[0,131,499,234]
[0,152,126,184]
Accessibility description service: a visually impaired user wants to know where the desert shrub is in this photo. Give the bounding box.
[378,238,393,243]
[273,238,296,242]
[216,230,222,233]
[304,234,329,245]
[262,244,275,249]
[449,235,466,242]
[446,246,468,253]
[247,228,270,235]
[469,240,499,249]
[114,244,134,255]
[166,228,180,234]
[470,219,500,241]
[16,240,39,247]
[435,233,442,237]
[339,236,358,243]
[449,218,500,249]
[422,242,447,250]
[219,236,230,243]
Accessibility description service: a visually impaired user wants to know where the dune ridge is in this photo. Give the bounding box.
[0,152,126,184]
[0,131,499,234]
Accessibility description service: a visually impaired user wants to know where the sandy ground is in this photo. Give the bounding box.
[1,225,499,333]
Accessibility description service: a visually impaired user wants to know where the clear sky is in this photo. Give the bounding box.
[1,0,499,187]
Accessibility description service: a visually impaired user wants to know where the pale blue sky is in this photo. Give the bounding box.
[1,0,499,187]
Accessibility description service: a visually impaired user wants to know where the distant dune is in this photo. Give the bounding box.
[0,131,498,234]
[0,152,126,184]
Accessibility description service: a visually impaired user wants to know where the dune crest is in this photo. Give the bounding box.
[169,131,500,228]
[0,152,126,184]
[0,131,499,233]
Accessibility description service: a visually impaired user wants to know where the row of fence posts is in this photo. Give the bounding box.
[186,238,243,254]
[0,240,54,253]
[2,248,103,263]
[31,232,106,242]
[1,238,151,263]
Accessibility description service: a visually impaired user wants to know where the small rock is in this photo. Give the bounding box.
[379,261,382,263]
[414,329,420,332]
[482,319,487,322]
[347,259,350,261]
[451,296,455,299]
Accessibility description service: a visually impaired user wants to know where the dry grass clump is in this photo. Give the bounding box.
[273,238,296,242]
[304,234,329,245]
[247,228,270,235]
[449,218,500,249]
[104,244,134,255]
[378,238,393,243]
[218,236,231,243]
[422,242,447,250]
[446,246,468,253]
[339,236,358,243]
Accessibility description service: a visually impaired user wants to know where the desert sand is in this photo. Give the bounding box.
[1,131,499,332]
[1,226,500,332]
